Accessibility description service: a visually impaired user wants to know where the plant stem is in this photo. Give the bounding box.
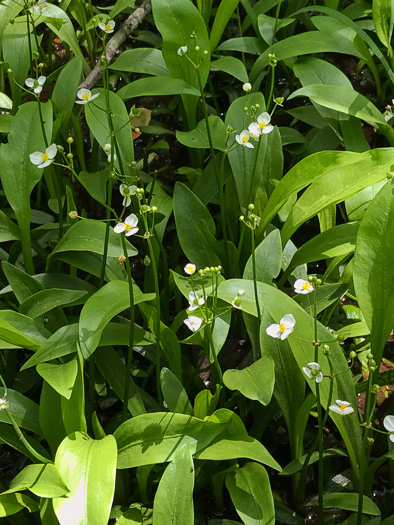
[247,134,262,206]
[120,234,135,422]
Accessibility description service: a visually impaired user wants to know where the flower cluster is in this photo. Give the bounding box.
[25,76,46,94]
[235,112,274,149]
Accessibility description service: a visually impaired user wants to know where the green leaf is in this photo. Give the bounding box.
[0,423,49,463]
[37,359,78,399]
[0,387,41,434]
[79,280,155,359]
[288,84,386,125]
[0,213,20,242]
[353,180,394,373]
[281,448,347,476]
[310,492,380,515]
[53,433,117,525]
[243,229,282,284]
[0,315,40,350]
[210,0,240,51]
[372,0,391,49]
[223,355,275,406]
[111,48,170,76]
[258,14,295,46]
[52,57,83,116]
[0,92,12,111]
[173,182,219,268]
[0,0,24,41]
[36,4,83,58]
[193,388,220,419]
[294,284,348,316]
[78,167,110,205]
[226,463,275,525]
[160,368,193,415]
[210,56,248,83]
[19,289,87,318]
[176,116,227,152]
[118,76,200,100]
[115,412,225,468]
[60,350,86,434]
[49,219,137,262]
[0,493,39,517]
[217,37,265,54]
[4,464,68,498]
[153,445,194,525]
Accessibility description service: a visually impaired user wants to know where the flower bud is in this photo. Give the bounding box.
[68,211,78,219]
[367,437,374,446]
[0,398,9,411]
[268,53,277,67]
[203,50,209,55]
[7,68,12,74]
[337,333,345,342]
[349,350,357,359]
[239,215,244,221]
[367,353,374,360]
[118,255,126,263]
[248,203,255,211]
[144,255,151,266]
[67,136,74,144]
[371,384,380,394]
[242,82,252,93]
[151,205,158,212]
[255,103,260,109]
[195,45,200,51]
[57,145,64,153]
[237,289,245,296]
[66,152,73,159]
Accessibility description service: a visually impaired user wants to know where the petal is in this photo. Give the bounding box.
[262,125,274,134]
[248,122,260,135]
[343,407,354,415]
[108,20,115,28]
[235,135,242,145]
[329,405,343,415]
[383,415,394,432]
[302,367,312,379]
[245,142,254,148]
[266,324,281,338]
[98,22,106,30]
[46,143,57,159]
[125,214,138,227]
[25,78,35,87]
[280,313,296,329]
[294,279,306,289]
[38,75,46,85]
[189,291,198,302]
[390,434,394,443]
[308,362,320,371]
[125,227,138,236]
[114,223,126,234]
[90,93,100,101]
[316,372,324,384]
[38,159,52,168]
[122,196,131,207]
[75,100,87,105]
[280,327,293,340]
[120,183,127,194]
[188,304,197,312]
[336,399,350,407]
[77,88,91,99]
[29,151,44,165]
[129,185,138,195]
[34,86,43,94]
[258,112,271,124]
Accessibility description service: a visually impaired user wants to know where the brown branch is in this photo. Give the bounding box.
[79,0,152,90]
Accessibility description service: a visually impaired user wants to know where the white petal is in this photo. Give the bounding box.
[390,434,394,443]
[29,151,44,165]
[235,135,242,145]
[198,296,206,305]
[266,323,281,338]
[125,214,138,227]
[280,327,293,340]
[316,372,324,383]
[336,399,350,407]
[245,142,254,148]
[248,122,260,138]
[329,405,343,415]
[125,227,138,236]
[37,75,46,85]
[122,196,131,207]
[90,93,100,101]
[33,86,43,94]
[120,183,127,194]
[383,415,394,432]
[184,316,202,332]
[98,22,106,30]
[342,406,354,415]
[308,362,320,371]
[25,78,35,87]
[75,100,87,105]
[258,112,271,124]
[38,159,52,168]
[129,185,137,195]
[184,263,196,275]
[302,367,312,379]
[189,291,198,303]
[114,223,126,234]
[262,124,274,134]
[188,304,198,312]
[46,143,57,159]
[280,313,296,329]
[77,88,91,99]
[108,20,115,29]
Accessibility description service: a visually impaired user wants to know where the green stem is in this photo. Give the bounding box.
[120,234,135,422]
[6,409,51,464]
[266,66,276,113]
[247,134,262,205]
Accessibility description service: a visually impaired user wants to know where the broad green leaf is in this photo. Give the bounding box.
[0,316,40,350]
[0,387,41,434]
[0,0,24,40]
[79,167,110,205]
[52,57,83,116]
[85,90,134,179]
[193,388,220,419]
[294,56,352,89]
[288,84,386,126]
[0,493,39,517]
[294,284,348,316]
[281,148,394,244]
[79,280,155,358]
[111,48,170,76]
[310,493,380,515]
[223,355,275,406]
[4,464,68,498]
[353,180,394,374]
[372,0,391,49]
[153,445,194,525]
[210,56,248,83]
[226,463,275,525]
[115,412,225,468]
[217,37,265,54]
[173,182,219,268]
[2,260,46,303]
[118,76,200,100]
[345,180,387,221]
[176,116,227,152]
[243,229,282,284]
[48,219,137,262]
[258,14,295,46]
[60,350,86,434]
[0,114,14,133]
[19,289,88,318]
[160,368,193,415]
[210,0,240,51]
[53,433,117,525]
[37,359,78,399]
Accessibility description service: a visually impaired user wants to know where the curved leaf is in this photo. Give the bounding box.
[118,76,200,100]
[111,48,170,76]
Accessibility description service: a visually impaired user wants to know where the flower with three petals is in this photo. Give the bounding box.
[302,362,323,383]
[29,143,57,169]
[177,46,187,56]
[99,20,115,34]
[114,214,139,236]
[120,184,137,207]
[256,112,274,134]
[236,130,254,148]
[184,315,203,332]
[25,76,46,94]
[75,89,100,105]
[383,415,394,442]
[184,263,196,275]
[329,400,354,416]
[33,1,48,14]
[294,279,313,295]
[266,314,296,340]
[188,291,205,312]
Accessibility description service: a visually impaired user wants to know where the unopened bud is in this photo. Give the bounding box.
[151,205,158,212]
[0,398,9,411]
[67,136,74,144]
[118,255,126,263]
[57,145,64,153]
[7,68,12,74]
[144,255,151,266]
[349,350,357,359]
[242,82,252,93]
[337,333,344,342]
[248,203,255,211]
[195,45,200,51]
[68,211,78,219]
[66,152,73,159]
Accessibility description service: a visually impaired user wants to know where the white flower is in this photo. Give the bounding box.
[98,20,115,34]
[256,112,274,134]
[119,184,137,207]
[0,398,9,411]
[188,291,205,312]
[184,315,203,332]
[29,143,57,169]
[266,314,296,340]
[33,1,48,13]
[184,263,196,275]
[235,130,254,148]
[107,153,117,163]
[75,88,100,105]
[248,122,261,140]
[383,415,394,443]
[302,362,323,383]
[232,289,245,309]
[177,46,187,56]
[329,400,354,416]
[113,214,139,236]
[242,82,252,93]
[25,76,46,94]
[294,279,314,295]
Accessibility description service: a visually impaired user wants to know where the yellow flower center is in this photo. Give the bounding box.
[124,223,132,232]
[302,282,311,290]
[279,323,286,333]
[39,3,44,8]
[105,23,111,31]
[340,404,347,411]
[259,121,267,129]
[41,152,49,161]
[185,265,194,274]
[242,135,249,143]
[82,92,90,100]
